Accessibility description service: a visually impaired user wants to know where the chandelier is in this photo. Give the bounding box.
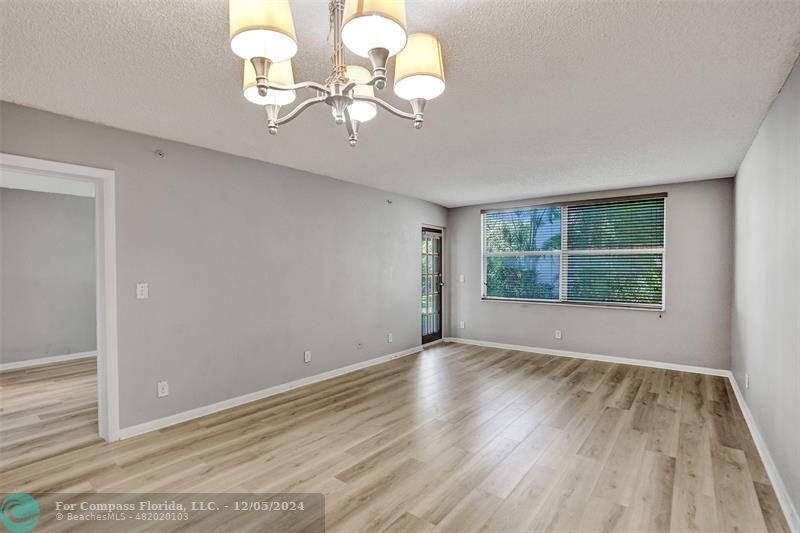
[229,0,446,147]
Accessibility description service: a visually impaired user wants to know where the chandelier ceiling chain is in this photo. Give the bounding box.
[229,0,446,147]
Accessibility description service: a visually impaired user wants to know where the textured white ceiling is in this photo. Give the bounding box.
[2,1,799,207]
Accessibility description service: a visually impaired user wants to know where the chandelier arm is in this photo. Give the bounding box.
[343,74,380,93]
[342,72,383,95]
[267,80,331,93]
[342,80,359,94]
[353,95,416,120]
[275,95,328,126]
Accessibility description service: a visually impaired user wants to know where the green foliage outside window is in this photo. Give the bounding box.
[484,207,561,300]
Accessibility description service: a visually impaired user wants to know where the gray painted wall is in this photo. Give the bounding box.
[0,102,447,428]
[733,59,800,519]
[1,188,96,363]
[447,179,733,369]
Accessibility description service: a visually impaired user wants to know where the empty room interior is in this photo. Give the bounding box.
[0,1,798,532]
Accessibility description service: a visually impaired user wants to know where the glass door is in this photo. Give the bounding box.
[421,228,443,344]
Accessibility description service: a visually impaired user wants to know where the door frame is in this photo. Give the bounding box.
[0,153,120,442]
[421,225,445,345]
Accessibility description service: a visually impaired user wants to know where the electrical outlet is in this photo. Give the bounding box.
[356,342,363,350]
[304,350,311,364]
[459,320,465,329]
[136,282,149,299]
[745,373,750,389]
[387,333,393,344]
[157,380,169,398]
[554,329,562,340]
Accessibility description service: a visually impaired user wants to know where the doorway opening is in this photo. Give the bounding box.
[0,154,119,446]
[421,227,443,344]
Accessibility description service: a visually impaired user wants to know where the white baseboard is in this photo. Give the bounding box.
[0,350,97,372]
[444,336,797,531]
[422,339,444,348]
[443,337,729,376]
[119,345,423,440]
[727,374,799,533]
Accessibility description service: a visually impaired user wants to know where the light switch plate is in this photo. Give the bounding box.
[136,283,149,299]
[157,380,169,398]
[304,351,311,363]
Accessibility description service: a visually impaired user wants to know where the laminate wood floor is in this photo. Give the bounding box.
[0,358,101,472]
[0,344,790,533]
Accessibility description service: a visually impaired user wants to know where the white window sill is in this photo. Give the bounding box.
[481,297,665,313]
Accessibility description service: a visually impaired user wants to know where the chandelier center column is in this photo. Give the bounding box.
[327,0,347,85]
[325,0,352,125]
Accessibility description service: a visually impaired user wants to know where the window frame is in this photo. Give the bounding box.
[480,193,667,311]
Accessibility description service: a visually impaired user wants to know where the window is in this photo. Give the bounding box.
[481,194,665,309]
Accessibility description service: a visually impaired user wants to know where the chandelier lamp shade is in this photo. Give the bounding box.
[394,33,446,101]
[342,0,408,59]
[341,65,378,123]
[228,0,446,146]
[242,59,296,106]
[229,0,298,62]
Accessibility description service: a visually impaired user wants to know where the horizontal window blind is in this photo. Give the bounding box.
[486,255,560,300]
[483,207,561,301]
[482,195,665,309]
[566,198,665,249]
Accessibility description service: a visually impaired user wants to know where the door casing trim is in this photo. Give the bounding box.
[0,153,120,442]
[421,225,445,344]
